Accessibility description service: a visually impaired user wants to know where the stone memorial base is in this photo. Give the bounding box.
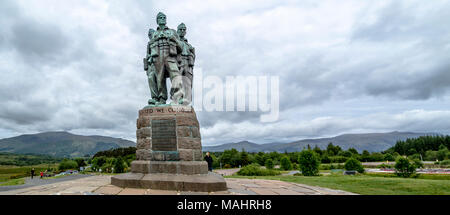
[111,106,227,192]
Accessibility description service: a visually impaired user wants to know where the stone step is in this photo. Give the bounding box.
[111,172,227,192]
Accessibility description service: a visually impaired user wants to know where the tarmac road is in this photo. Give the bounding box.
[0,174,94,192]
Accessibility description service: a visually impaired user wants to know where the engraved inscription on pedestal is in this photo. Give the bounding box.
[151,119,177,151]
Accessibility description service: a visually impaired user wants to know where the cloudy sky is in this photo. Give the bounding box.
[1,0,450,146]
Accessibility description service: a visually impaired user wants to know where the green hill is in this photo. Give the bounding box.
[0,131,135,157]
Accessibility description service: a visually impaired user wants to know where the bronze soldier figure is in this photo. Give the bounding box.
[144,28,166,105]
[177,23,195,104]
[147,12,185,105]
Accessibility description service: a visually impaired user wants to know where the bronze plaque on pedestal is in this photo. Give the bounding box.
[151,119,177,151]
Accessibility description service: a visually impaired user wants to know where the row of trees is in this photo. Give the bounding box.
[237,149,366,176]
[210,143,400,170]
[88,147,136,173]
[56,147,137,173]
[385,135,450,161]
[211,136,450,170]
[237,148,423,178]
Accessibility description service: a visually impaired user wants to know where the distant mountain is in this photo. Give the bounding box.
[203,131,438,153]
[202,141,262,152]
[0,131,135,157]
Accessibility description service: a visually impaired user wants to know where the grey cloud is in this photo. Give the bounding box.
[365,62,450,100]
[0,0,450,144]
[197,111,263,128]
[11,20,68,64]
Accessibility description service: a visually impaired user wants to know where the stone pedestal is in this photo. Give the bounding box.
[111,106,227,192]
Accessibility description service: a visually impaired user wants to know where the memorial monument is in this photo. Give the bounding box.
[111,12,227,192]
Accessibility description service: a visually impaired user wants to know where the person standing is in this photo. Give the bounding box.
[40,171,43,179]
[204,152,213,172]
[31,168,35,179]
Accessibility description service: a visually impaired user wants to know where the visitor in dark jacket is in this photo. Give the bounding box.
[204,152,213,171]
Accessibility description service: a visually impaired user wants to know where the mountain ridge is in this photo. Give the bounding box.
[0,131,135,157]
[202,131,439,152]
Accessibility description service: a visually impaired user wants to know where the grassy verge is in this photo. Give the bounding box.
[366,172,450,180]
[0,178,25,186]
[226,174,450,195]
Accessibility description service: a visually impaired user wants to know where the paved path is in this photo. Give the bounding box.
[214,168,240,176]
[0,175,355,195]
[0,175,111,195]
[0,174,93,192]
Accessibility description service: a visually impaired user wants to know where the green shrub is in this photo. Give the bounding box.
[319,164,331,170]
[378,163,393,169]
[113,157,125,173]
[409,154,421,160]
[394,157,416,178]
[321,155,331,163]
[280,156,292,170]
[58,159,78,171]
[383,153,394,161]
[344,158,364,173]
[329,156,348,163]
[237,164,280,176]
[412,159,424,169]
[292,163,298,170]
[439,159,450,166]
[437,144,449,160]
[74,158,86,170]
[329,163,345,169]
[298,150,320,176]
[91,156,107,171]
[265,159,274,169]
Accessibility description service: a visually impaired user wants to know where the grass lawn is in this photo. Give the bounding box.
[0,164,58,184]
[0,178,25,186]
[226,174,450,195]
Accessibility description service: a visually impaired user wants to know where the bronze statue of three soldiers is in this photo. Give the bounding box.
[144,12,195,106]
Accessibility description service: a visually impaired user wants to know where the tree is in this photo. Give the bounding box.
[298,150,320,176]
[321,152,331,163]
[91,156,107,171]
[425,150,438,161]
[280,156,292,170]
[338,151,352,157]
[394,157,416,178]
[219,148,240,167]
[74,158,86,170]
[240,149,250,166]
[210,153,220,169]
[327,142,342,156]
[383,153,394,161]
[313,145,322,155]
[344,158,364,173]
[348,148,359,155]
[254,153,265,166]
[412,159,424,169]
[437,146,449,161]
[113,157,125,173]
[265,159,274,169]
[361,150,370,162]
[58,159,78,171]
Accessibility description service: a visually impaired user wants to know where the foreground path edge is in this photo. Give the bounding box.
[0,175,357,195]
